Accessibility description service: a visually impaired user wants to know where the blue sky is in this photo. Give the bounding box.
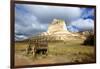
[15,4,95,41]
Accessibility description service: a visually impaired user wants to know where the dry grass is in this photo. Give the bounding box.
[15,38,95,66]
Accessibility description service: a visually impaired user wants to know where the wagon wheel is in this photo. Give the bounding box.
[32,46,36,56]
[26,39,33,55]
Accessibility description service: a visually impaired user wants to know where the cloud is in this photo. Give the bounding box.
[16,4,81,24]
[15,35,28,41]
[67,19,94,32]
[81,8,94,19]
[15,4,50,41]
[67,8,95,32]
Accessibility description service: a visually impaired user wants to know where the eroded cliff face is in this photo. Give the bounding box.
[47,19,69,34]
[40,19,83,41]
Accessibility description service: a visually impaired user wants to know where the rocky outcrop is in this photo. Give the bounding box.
[39,19,83,41]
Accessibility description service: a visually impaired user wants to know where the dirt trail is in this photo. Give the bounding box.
[15,54,34,66]
[15,54,56,66]
[15,54,72,66]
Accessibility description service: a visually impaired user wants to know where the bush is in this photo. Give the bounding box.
[83,34,95,46]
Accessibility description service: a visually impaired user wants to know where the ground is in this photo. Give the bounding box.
[15,38,95,67]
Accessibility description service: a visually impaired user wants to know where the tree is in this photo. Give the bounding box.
[83,34,95,46]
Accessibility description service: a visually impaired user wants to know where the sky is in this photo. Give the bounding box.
[15,4,95,41]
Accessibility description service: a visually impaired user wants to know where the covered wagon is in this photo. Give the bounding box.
[26,37,48,57]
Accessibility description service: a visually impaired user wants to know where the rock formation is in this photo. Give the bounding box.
[40,19,82,41]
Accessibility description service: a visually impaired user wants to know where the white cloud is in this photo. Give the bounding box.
[81,8,94,19]
[18,4,81,24]
[15,35,28,41]
[68,19,94,32]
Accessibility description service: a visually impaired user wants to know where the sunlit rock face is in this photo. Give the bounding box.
[47,19,69,34]
[40,19,82,41]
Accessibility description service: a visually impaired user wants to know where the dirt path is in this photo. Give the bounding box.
[15,54,34,66]
[15,54,57,66]
[15,54,72,66]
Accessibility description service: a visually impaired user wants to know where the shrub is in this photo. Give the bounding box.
[83,34,95,46]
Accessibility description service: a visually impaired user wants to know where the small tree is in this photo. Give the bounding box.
[83,34,95,46]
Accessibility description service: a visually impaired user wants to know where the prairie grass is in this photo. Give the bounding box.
[15,38,95,65]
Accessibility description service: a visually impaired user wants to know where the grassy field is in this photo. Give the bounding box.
[15,39,95,66]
